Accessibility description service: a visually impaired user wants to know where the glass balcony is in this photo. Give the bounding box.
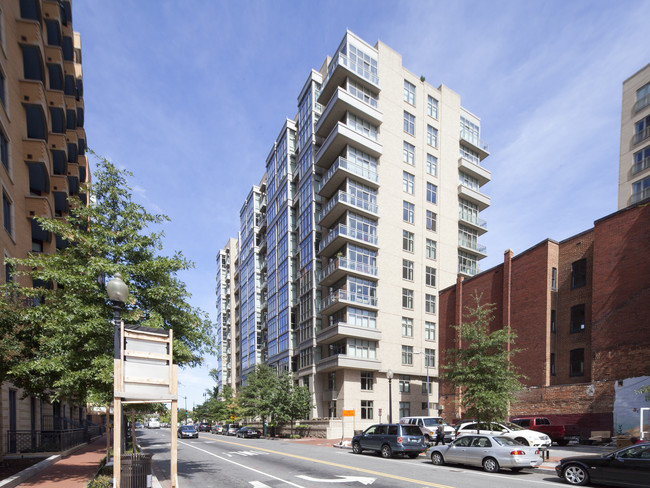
[634,127,650,146]
[458,185,491,210]
[632,187,650,204]
[319,256,378,286]
[319,157,379,198]
[633,156,650,175]
[319,51,380,105]
[459,214,488,235]
[460,129,489,158]
[635,94,650,113]
[458,157,491,186]
[315,122,382,169]
[458,237,487,258]
[318,223,379,257]
[318,289,378,315]
[458,263,480,276]
[316,87,382,139]
[318,190,378,228]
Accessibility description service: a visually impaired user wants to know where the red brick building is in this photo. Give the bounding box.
[438,201,650,439]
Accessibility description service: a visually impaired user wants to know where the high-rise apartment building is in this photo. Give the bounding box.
[219,31,491,427]
[215,238,238,392]
[618,63,650,208]
[1,0,89,455]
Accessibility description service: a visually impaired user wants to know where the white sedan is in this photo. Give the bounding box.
[455,421,551,447]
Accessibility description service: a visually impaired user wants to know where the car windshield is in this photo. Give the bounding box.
[493,436,519,446]
[180,426,195,431]
[422,418,444,427]
[501,421,524,431]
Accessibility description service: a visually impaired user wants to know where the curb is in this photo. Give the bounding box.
[0,455,60,488]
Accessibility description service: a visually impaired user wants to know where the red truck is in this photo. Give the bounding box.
[511,417,578,446]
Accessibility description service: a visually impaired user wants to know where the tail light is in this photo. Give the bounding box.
[510,450,526,456]
[397,436,403,444]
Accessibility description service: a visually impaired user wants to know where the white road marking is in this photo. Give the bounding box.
[296,474,375,484]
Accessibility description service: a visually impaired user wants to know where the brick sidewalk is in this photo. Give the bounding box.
[18,435,107,488]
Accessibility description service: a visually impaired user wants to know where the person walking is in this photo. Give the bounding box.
[434,425,445,446]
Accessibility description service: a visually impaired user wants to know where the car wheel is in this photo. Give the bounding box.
[352,442,363,454]
[407,453,419,459]
[515,437,529,446]
[381,444,392,458]
[483,457,500,473]
[431,451,444,465]
[563,464,589,486]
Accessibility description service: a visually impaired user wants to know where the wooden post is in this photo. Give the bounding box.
[171,398,178,488]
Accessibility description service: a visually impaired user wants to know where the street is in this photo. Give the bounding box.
[137,429,572,488]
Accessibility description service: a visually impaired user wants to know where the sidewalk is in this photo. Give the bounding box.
[1,435,107,488]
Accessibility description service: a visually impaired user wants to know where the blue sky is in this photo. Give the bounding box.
[73,0,649,412]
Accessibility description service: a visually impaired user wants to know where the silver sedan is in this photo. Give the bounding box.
[427,434,543,473]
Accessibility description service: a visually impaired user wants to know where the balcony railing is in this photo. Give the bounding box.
[320,190,378,223]
[319,289,378,312]
[321,156,378,190]
[319,223,378,253]
[327,51,380,87]
[635,94,650,113]
[634,127,650,145]
[458,263,479,276]
[632,187,650,203]
[319,257,378,282]
[459,214,488,230]
[460,129,489,152]
[633,156,650,175]
[459,237,487,254]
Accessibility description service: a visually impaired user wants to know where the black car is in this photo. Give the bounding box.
[177,425,199,439]
[197,422,211,432]
[236,426,261,438]
[351,423,426,458]
[555,442,650,487]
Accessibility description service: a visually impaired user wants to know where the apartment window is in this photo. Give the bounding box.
[361,400,373,420]
[402,317,413,337]
[425,321,436,341]
[402,346,413,365]
[422,379,433,395]
[402,288,414,309]
[460,145,481,165]
[571,259,587,288]
[3,191,12,236]
[550,353,556,376]
[22,45,43,82]
[460,116,480,145]
[328,401,337,418]
[427,125,438,147]
[45,19,61,46]
[50,108,65,134]
[404,80,416,105]
[327,372,336,390]
[426,183,437,204]
[425,294,436,314]
[399,375,411,393]
[403,171,415,194]
[62,36,74,62]
[20,0,40,21]
[403,201,414,224]
[635,115,650,143]
[425,348,435,368]
[404,111,415,135]
[570,304,586,333]
[426,154,438,176]
[361,371,374,391]
[403,230,414,252]
[5,260,13,283]
[66,109,76,130]
[551,310,556,333]
[569,348,584,377]
[426,239,437,259]
[402,259,414,281]
[399,402,411,418]
[632,176,650,203]
[460,172,480,191]
[349,339,376,359]
[47,64,63,91]
[403,141,415,165]
[459,251,478,275]
[427,96,439,119]
[426,210,436,231]
[551,267,558,290]
[425,266,436,287]
[25,105,46,140]
[0,70,5,108]
[633,146,650,174]
[1,131,8,171]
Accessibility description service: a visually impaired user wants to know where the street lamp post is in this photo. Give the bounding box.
[386,369,393,424]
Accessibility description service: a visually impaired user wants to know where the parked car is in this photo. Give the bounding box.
[511,416,579,446]
[352,423,427,458]
[211,424,224,434]
[455,421,551,447]
[135,422,143,429]
[197,422,211,432]
[427,434,543,473]
[555,442,650,487]
[147,418,160,429]
[401,416,456,443]
[237,426,261,438]
[226,423,241,436]
[177,425,199,439]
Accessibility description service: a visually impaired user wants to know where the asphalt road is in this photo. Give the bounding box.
[136,428,584,488]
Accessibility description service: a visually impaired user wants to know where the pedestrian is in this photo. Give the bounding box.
[435,425,445,446]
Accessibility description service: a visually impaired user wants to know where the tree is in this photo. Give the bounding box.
[238,365,279,429]
[0,153,215,405]
[443,293,524,425]
[275,373,313,437]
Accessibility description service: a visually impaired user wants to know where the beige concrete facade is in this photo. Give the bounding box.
[618,63,650,208]
[216,237,239,392]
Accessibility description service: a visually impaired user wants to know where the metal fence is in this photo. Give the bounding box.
[5,428,86,454]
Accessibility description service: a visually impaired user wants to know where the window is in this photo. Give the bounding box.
[403,201,414,224]
[550,353,556,376]
[459,251,478,275]
[633,146,650,174]
[349,339,376,358]
[460,145,481,165]
[62,36,74,62]
[20,0,40,21]
[426,183,437,204]
[399,375,411,393]
[635,115,650,144]
[3,190,12,235]
[361,400,373,420]
[426,154,438,176]
[460,172,480,191]
[637,83,650,112]
[328,372,336,390]
[426,239,437,259]
[402,317,413,337]
[422,379,433,395]
[402,259,414,281]
[0,70,5,108]
[426,210,436,231]
[570,304,586,333]
[404,80,415,105]
[328,401,337,418]
[361,371,373,391]
[425,348,435,368]
[403,171,415,194]
[632,176,650,203]
[425,321,436,341]
[45,19,61,46]
[50,108,65,133]
[427,96,439,119]
[25,105,46,140]
[47,64,63,90]
[399,402,411,418]
[551,267,558,290]
[425,266,436,287]
[570,348,584,377]
[66,109,76,130]
[402,288,413,309]
[571,259,587,288]
[425,294,436,314]
[551,310,556,333]
[403,230,414,252]
[22,45,43,82]
[1,131,8,171]
[403,141,415,165]
[404,111,415,135]
[460,116,480,146]
[402,345,413,365]
[427,125,438,147]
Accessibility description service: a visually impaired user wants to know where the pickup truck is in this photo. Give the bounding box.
[510,417,576,446]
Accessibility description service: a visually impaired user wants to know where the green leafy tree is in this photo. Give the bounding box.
[0,153,215,405]
[275,373,313,437]
[443,293,524,425]
[238,365,279,428]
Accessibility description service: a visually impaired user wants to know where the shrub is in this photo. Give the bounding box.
[87,475,112,488]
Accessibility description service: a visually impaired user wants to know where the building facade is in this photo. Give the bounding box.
[618,63,650,208]
[215,237,238,392]
[219,31,491,428]
[438,202,650,439]
[1,0,89,455]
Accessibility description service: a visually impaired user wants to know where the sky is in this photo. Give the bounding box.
[72,0,649,412]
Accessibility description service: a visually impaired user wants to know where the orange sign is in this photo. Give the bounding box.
[342,409,355,417]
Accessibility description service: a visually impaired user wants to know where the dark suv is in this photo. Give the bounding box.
[352,423,426,458]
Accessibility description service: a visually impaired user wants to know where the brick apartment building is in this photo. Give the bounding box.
[438,200,650,439]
